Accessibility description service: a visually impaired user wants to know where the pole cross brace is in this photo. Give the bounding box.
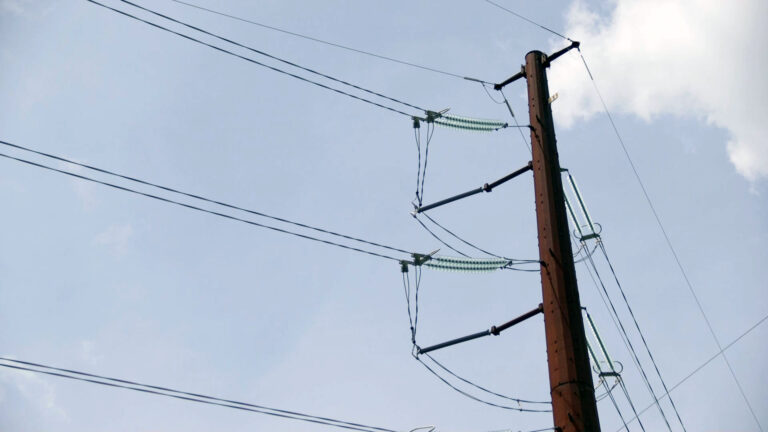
[490,303,543,335]
[493,40,581,91]
[417,303,543,355]
[413,162,532,214]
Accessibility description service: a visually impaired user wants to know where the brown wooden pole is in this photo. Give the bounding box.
[525,50,601,432]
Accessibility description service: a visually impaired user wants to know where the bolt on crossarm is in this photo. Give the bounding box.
[525,49,601,432]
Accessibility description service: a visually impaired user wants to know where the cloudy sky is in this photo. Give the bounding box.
[1,1,766,431]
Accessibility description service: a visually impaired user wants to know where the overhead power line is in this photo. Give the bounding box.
[0,149,407,262]
[85,0,416,118]
[596,241,687,431]
[0,139,410,257]
[482,0,573,41]
[413,355,550,413]
[422,353,549,406]
[169,0,490,83]
[578,51,764,432]
[582,248,674,431]
[117,0,425,113]
[616,311,768,431]
[0,357,398,432]
[399,266,548,410]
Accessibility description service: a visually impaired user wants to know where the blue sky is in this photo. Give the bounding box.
[1,1,766,431]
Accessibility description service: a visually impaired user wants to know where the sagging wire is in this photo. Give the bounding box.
[412,214,472,258]
[481,82,507,105]
[422,353,549,406]
[398,260,551,412]
[412,214,541,272]
[477,83,531,155]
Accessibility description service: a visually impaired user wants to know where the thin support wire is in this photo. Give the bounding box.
[483,0,573,42]
[170,0,488,82]
[578,50,762,432]
[85,0,415,118]
[596,241,687,431]
[615,311,768,431]
[118,0,425,113]
[582,250,673,431]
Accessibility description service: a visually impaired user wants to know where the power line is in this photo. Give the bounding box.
[578,251,646,432]
[0,150,407,262]
[577,51,764,432]
[169,0,490,83]
[482,0,573,42]
[422,353,550,406]
[413,354,550,413]
[116,0,426,113]
[616,311,768,431]
[0,139,410,257]
[582,248,674,431]
[412,214,471,258]
[596,241,687,431]
[419,213,539,270]
[0,357,398,432]
[400,265,547,409]
[85,0,415,118]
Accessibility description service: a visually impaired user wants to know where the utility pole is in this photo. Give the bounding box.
[526,49,601,432]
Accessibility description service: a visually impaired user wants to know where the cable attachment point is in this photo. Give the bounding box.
[425,108,450,123]
[493,65,526,91]
[543,40,581,67]
[412,117,421,129]
[412,249,440,266]
[400,260,410,273]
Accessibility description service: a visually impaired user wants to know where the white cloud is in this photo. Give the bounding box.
[93,224,133,255]
[548,0,768,182]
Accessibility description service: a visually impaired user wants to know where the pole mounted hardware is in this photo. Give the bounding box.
[416,304,543,355]
[408,249,440,267]
[493,40,581,91]
[418,109,508,132]
[413,162,532,214]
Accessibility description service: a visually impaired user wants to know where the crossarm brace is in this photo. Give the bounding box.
[417,303,543,355]
[414,162,532,214]
[493,40,581,90]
